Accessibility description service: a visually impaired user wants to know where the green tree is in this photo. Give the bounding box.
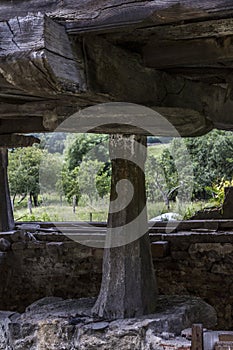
[185,130,233,199]
[158,130,233,201]
[8,146,44,206]
[40,153,64,193]
[61,133,111,203]
[56,166,81,205]
[66,134,109,171]
[77,159,106,204]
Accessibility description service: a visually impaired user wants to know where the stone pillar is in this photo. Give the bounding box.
[0,148,14,231]
[92,134,157,319]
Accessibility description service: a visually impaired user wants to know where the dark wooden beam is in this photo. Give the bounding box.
[143,17,233,41]
[1,1,233,34]
[161,73,233,131]
[0,149,14,232]
[84,36,165,105]
[65,105,213,137]
[110,17,233,44]
[0,117,46,134]
[0,134,40,148]
[143,36,233,69]
[0,14,86,97]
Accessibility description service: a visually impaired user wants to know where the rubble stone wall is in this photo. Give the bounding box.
[153,232,233,330]
[0,231,232,329]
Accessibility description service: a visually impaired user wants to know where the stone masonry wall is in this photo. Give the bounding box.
[152,232,233,330]
[0,230,233,329]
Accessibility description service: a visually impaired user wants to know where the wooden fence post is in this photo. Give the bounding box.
[191,324,203,350]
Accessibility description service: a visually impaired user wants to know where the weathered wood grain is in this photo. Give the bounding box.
[84,35,165,105]
[0,14,86,97]
[161,74,233,130]
[110,17,233,45]
[1,1,233,33]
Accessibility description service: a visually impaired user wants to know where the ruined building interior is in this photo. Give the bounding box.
[1,1,233,349]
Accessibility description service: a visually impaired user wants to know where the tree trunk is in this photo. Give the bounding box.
[92,134,157,319]
[0,148,14,231]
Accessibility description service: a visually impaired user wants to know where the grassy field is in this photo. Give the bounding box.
[13,194,208,223]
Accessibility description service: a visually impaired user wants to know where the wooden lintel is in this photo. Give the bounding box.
[0,1,233,34]
[143,36,233,69]
[0,117,46,134]
[0,134,40,148]
[111,17,233,44]
[77,106,213,137]
[161,73,233,131]
[0,14,86,97]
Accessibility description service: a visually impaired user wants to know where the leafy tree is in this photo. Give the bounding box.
[158,130,233,201]
[56,166,81,205]
[8,146,44,206]
[8,147,63,207]
[61,133,111,204]
[40,153,63,193]
[184,130,233,199]
[66,134,109,171]
[96,162,111,199]
[77,159,105,204]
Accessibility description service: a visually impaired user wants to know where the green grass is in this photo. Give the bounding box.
[147,144,168,158]
[13,193,210,223]
[14,205,108,222]
[13,194,109,222]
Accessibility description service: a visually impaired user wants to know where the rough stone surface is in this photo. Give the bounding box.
[0,238,11,252]
[0,296,216,350]
[153,232,233,330]
[0,231,232,329]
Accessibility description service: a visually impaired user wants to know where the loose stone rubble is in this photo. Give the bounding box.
[0,295,216,350]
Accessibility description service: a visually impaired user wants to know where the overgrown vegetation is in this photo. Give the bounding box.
[8,130,233,221]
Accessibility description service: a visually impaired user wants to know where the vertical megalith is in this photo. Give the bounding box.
[0,148,14,231]
[92,134,157,319]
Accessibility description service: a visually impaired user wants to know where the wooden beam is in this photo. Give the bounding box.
[112,17,233,44]
[84,36,165,105]
[0,134,40,148]
[191,324,203,350]
[161,73,233,130]
[143,36,233,69]
[0,97,211,136]
[1,1,233,34]
[0,14,86,97]
[0,149,14,232]
[0,117,46,134]
[65,104,213,137]
[143,17,233,41]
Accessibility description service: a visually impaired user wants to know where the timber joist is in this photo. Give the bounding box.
[1,1,233,136]
[0,14,86,97]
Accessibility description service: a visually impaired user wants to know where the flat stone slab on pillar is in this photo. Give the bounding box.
[0,296,217,350]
